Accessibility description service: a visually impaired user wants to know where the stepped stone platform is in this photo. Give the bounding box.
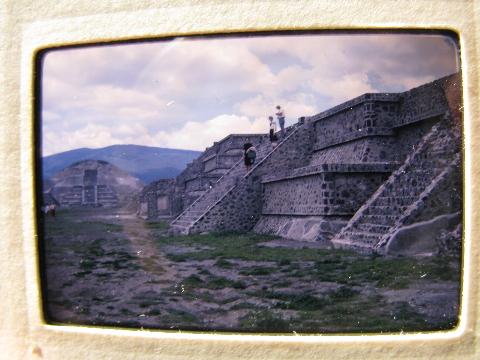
[170,124,302,234]
[141,72,462,255]
[47,160,144,207]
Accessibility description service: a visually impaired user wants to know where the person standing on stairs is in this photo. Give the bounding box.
[275,105,286,137]
[247,145,257,172]
[244,141,253,168]
[268,116,278,145]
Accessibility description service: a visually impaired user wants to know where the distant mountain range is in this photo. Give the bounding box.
[42,145,202,184]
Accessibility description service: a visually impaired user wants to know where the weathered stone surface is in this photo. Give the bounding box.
[138,179,176,219]
[254,215,348,244]
[384,212,461,256]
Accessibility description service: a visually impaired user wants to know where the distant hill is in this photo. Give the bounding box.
[42,145,202,183]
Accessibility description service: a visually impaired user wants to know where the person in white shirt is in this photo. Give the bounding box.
[268,116,277,143]
[275,105,285,137]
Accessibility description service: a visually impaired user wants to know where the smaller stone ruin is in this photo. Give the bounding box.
[46,159,144,208]
[137,179,177,219]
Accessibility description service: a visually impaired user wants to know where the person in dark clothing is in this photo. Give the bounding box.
[246,145,257,171]
[244,142,253,166]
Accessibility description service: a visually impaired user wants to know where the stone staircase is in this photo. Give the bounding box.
[170,126,299,234]
[97,185,118,207]
[331,115,460,252]
[60,186,83,206]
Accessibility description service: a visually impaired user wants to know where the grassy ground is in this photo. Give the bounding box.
[42,207,461,334]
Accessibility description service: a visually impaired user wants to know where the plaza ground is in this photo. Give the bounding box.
[42,207,461,334]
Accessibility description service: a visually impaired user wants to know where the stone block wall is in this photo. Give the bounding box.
[202,156,217,173]
[261,172,388,216]
[184,123,312,233]
[144,134,267,219]
[189,177,263,233]
[310,137,398,165]
[309,117,436,166]
[247,123,315,179]
[253,73,461,245]
[138,179,175,219]
[217,134,266,154]
[396,76,450,127]
[312,97,399,151]
[184,177,203,192]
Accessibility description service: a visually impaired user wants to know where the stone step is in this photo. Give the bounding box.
[172,220,193,227]
[366,205,408,215]
[98,196,117,200]
[170,227,189,236]
[355,223,392,233]
[332,239,375,254]
[374,196,417,206]
[170,224,189,231]
[388,188,428,197]
[340,231,383,246]
[393,171,437,183]
[409,166,434,173]
[417,152,444,161]
[181,216,200,222]
[357,214,398,226]
[406,166,442,173]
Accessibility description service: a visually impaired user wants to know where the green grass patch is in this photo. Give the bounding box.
[79,259,96,270]
[230,302,257,311]
[312,254,460,288]
[157,232,353,263]
[161,309,200,328]
[327,286,359,301]
[278,259,291,266]
[239,266,276,276]
[42,208,125,242]
[159,232,460,292]
[144,221,169,230]
[277,293,331,311]
[239,310,291,332]
[289,293,457,333]
[73,270,92,277]
[147,308,161,316]
[182,275,204,287]
[205,276,243,290]
[215,258,234,269]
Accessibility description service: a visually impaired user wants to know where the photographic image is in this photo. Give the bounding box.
[39,32,463,333]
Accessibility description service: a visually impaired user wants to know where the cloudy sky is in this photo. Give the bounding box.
[41,33,459,156]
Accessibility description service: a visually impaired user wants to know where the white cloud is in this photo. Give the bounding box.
[41,33,459,154]
[312,72,375,105]
[154,114,266,151]
[43,123,119,155]
[43,114,268,155]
